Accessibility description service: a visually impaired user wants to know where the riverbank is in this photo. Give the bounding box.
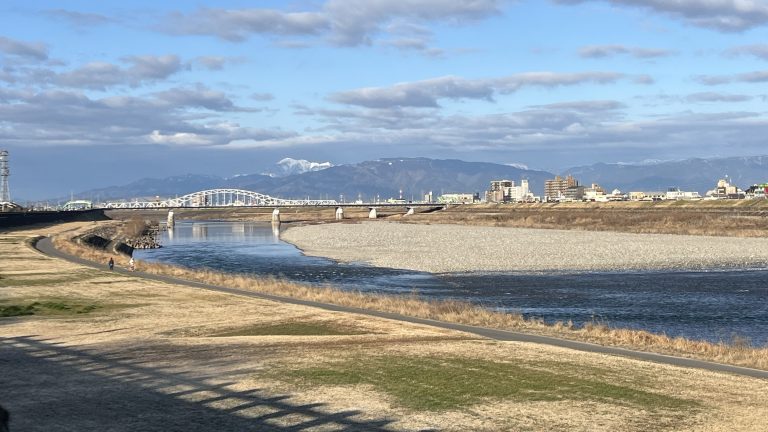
[3,222,768,431]
[43,221,768,369]
[281,221,768,273]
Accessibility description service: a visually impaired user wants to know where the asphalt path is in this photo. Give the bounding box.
[35,236,768,380]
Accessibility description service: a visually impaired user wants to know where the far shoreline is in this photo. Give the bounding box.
[280,220,768,274]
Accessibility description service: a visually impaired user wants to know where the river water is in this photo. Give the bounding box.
[134,221,768,346]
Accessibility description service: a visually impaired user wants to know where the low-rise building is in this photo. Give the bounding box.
[628,191,666,201]
[745,184,768,199]
[438,193,476,204]
[706,178,744,199]
[583,183,608,201]
[666,187,701,200]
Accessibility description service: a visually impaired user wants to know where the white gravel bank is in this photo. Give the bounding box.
[281,222,768,273]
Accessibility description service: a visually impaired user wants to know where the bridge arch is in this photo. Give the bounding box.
[104,189,337,208]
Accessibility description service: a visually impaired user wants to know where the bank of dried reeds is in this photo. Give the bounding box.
[405,202,768,238]
[51,232,768,371]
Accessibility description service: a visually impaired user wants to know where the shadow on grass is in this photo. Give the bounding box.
[0,335,398,431]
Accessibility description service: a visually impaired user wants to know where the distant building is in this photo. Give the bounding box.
[485,179,532,203]
[486,180,513,203]
[745,184,768,199]
[607,189,627,201]
[438,193,475,204]
[666,187,701,200]
[628,191,666,201]
[563,185,585,201]
[583,183,607,202]
[544,175,578,201]
[706,178,744,199]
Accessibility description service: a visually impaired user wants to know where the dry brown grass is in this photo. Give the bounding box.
[405,201,768,238]
[50,231,768,371]
[120,216,151,238]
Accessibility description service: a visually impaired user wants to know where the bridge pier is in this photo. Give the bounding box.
[335,207,344,220]
[167,210,175,229]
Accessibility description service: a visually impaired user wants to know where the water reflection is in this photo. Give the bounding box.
[191,223,208,239]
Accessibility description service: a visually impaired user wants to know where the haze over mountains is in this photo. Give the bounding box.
[64,156,768,203]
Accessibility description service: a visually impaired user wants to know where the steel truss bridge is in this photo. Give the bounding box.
[103,189,338,209]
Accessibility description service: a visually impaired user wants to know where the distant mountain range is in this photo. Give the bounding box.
[565,156,768,194]
[65,155,768,202]
[71,158,552,202]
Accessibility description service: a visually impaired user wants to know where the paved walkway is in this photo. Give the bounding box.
[35,237,768,380]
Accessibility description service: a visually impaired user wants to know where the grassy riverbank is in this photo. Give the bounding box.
[52,224,768,371]
[3,222,767,431]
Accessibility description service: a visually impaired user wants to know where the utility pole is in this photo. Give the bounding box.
[0,150,10,203]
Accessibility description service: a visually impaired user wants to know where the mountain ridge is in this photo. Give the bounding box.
[60,155,768,202]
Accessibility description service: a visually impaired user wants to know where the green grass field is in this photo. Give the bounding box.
[0,299,101,317]
[285,355,699,413]
[211,322,369,337]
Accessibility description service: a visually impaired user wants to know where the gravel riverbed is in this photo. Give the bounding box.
[281,221,768,273]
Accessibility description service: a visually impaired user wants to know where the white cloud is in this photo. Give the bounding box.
[0,36,48,61]
[330,72,625,108]
[54,55,185,90]
[555,0,768,32]
[149,130,213,146]
[695,70,768,85]
[162,1,502,53]
[579,45,674,59]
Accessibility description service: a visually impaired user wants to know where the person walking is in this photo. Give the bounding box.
[128,257,135,271]
[108,257,114,271]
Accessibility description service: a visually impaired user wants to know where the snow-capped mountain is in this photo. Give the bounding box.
[268,158,333,177]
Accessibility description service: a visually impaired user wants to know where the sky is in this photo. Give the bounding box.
[3,0,768,200]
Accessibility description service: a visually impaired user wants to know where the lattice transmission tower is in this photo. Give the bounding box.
[0,150,10,203]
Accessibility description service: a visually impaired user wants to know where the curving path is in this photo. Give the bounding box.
[35,237,768,380]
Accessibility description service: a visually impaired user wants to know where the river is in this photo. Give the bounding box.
[134,221,768,346]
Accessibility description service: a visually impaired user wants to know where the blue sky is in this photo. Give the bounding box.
[3,0,768,199]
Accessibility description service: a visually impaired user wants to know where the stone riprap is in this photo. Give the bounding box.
[281,222,768,273]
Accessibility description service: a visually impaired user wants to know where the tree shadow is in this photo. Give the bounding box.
[0,335,399,431]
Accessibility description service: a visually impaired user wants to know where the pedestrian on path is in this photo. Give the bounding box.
[108,257,114,271]
[128,257,135,271]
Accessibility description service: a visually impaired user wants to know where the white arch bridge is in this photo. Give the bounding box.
[103,189,338,209]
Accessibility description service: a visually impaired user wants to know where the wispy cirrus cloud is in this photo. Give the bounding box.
[192,56,245,71]
[685,92,752,103]
[554,0,768,32]
[695,70,768,85]
[579,44,674,59]
[0,36,48,61]
[43,9,115,27]
[529,100,626,111]
[725,44,768,60]
[329,72,628,108]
